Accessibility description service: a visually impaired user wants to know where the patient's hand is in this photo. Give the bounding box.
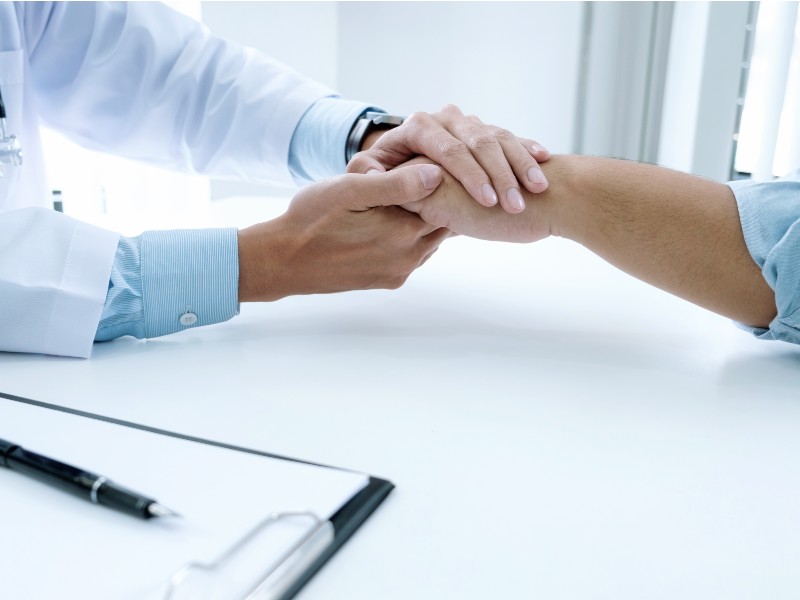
[348,104,550,214]
[399,157,553,243]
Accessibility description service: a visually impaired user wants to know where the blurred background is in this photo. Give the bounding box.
[40,1,798,235]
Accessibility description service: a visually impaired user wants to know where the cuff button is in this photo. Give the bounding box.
[179,312,198,327]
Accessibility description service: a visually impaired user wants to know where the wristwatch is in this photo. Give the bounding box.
[345,111,405,163]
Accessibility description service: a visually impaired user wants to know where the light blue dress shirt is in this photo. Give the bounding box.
[95,97,377,342]
[728,169,800,345]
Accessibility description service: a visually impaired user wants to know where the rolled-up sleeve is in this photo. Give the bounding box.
[728,170,800,343]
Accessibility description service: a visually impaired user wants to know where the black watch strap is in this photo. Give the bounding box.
[345,111,405,163]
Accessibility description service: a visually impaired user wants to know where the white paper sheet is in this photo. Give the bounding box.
[0,399,369,599]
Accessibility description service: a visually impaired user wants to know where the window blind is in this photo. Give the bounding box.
[735,1,800,179]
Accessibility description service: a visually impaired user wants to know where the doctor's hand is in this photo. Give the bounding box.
[346,104,550,214]
[237,164,450,302]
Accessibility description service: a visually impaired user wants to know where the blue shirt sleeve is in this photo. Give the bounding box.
[97,97,382,342]
[287,97,382,184]
[728,169,800,344]
[95,228,239,341]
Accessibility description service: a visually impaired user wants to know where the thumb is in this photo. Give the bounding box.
[349,164,443,210]
[346,151,388,174]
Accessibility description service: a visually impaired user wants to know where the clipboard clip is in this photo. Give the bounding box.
[163,510,334,600]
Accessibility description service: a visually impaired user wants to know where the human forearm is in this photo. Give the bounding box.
[410,155,776,327]
[548,155,775,328]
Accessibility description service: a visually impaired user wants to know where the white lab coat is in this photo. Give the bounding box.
[0,2,333,357]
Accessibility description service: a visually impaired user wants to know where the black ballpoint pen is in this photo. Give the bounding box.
[0,437,178,519]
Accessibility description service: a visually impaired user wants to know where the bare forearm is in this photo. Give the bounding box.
[544,155,774,327]
[413,154,776,327]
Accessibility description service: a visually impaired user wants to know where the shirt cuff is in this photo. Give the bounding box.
[288,97,382,185]
[95,228,240,342]
[728,170,800,344]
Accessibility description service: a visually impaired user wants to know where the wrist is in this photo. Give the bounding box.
[237,217,295,302]
[360,129,385,152]
[538,155,593,243]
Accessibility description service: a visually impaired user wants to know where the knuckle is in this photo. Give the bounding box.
[385,275,408,290]
[404,111,427,129]
[440,103,461,116]
[391,214,420,241]
[492,127,514,142]
[335,173,364,204]
[468,133,500,152]
[439,139,469,160]
[412,245,431,268]
[346,152,369,173]
[326,173,350,194]
[406,217,427,239]
[422,205,449,229]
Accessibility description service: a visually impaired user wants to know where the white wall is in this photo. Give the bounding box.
[337,2,582,154]
[201,1,338,88]
[657,2,711,175]
[578,2,673,162]
[658,1,755,181]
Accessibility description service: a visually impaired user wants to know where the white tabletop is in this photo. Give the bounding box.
[3,197,800,600]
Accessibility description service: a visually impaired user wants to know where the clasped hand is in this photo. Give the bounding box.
[238,105,548,302]
[348,104,550,214]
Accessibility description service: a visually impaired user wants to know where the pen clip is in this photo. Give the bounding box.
[163,510,333,600]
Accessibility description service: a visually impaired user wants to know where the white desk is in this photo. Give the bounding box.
[3,197,800,599]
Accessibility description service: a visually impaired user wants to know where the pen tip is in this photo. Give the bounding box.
[148,503,181,519]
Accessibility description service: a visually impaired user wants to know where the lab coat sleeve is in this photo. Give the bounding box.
[20,1,334,185]
[288,99,379,185]
[0,208,119,357]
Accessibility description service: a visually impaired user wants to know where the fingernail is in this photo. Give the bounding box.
[506,188,525,211]
[367,168,382,175]
[531,143,547,153]
[481,184,498,206]
[419,164,442,190]
[527,167,547,186]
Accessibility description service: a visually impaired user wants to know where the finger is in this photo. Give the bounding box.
[416,228,451,268]
[422,226,452,247]
[400,199,423,215]
[388,205,441,238]
[346,150,387,175]
[417,220,442,237]
[450,122,529,213]
[496,135,549,196]
[345,163,443,210]
[375,111,498,208]
[417,128,499,207]
[432,108,527,210]
[518,137,551,162]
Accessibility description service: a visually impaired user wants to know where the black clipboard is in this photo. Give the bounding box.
[0,391,394,600]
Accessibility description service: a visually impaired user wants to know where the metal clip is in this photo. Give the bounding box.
[163,510,333,600]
